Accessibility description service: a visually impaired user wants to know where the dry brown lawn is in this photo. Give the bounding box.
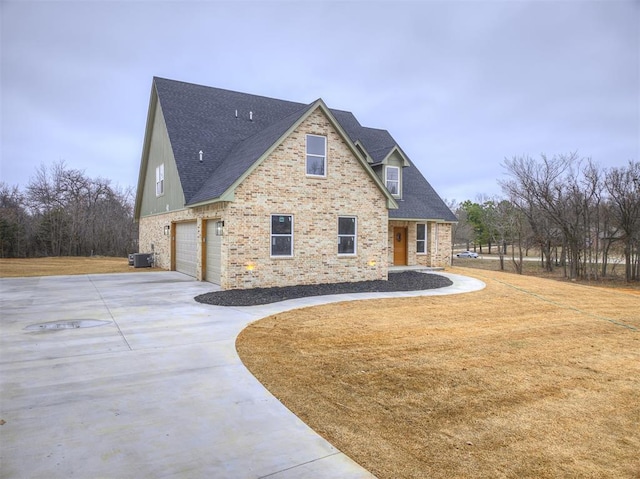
[237,267,640,479]
[0,256,154,277]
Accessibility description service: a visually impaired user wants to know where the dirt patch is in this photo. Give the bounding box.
[237,267,640,479]
[0,256,157,277]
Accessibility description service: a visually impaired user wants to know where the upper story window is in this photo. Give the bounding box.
[155,163,165,196]
[386,166,400,196]
[306,134,326,177]
[271,214,293,257]
[338,216,357,255]
[417,223,426,254]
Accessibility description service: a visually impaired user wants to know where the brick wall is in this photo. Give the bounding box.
[138,212,177,270]
[222,109,389,289]
[434,222,453,266]
[138,203,227,279]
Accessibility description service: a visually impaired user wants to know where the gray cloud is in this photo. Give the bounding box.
[2,0,637,203]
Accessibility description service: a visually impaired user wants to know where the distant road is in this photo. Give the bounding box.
[456,254,626,264]
[455,253,541,262]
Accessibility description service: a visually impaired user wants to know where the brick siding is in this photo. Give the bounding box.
[222,109,389,289]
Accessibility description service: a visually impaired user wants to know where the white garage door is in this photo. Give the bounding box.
[175,222,197,278]
[205,220,222,285]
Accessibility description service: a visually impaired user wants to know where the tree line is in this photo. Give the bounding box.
[452,154,639,282]
[3,155,638,282]
[0,161,137,258]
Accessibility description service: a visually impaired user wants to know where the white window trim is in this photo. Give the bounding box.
[416,223,427,255]
[385,165,400,197]
[306,134,327,178]
[155,163,165,197]
[270,214,294,258]
[337,216,357,256]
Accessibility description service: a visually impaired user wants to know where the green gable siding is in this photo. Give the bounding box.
[386,150,405,168]
[139,101,185,217]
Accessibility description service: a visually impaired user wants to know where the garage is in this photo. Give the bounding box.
[175,222,197,278]
[205,220,222,284]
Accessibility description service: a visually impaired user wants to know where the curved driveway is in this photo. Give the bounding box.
[0,271,484,479]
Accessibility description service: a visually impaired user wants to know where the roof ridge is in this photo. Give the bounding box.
[153,76,308,109]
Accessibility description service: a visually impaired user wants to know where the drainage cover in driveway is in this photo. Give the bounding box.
[24,319,111,331]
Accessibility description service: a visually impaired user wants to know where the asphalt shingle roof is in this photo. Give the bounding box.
[153,77,456,222]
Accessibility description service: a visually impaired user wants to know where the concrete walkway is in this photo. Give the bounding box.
[0,271,484,479]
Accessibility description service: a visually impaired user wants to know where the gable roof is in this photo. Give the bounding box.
[187,101,315,204]
[153,77,305,205]
[144,77,456,222]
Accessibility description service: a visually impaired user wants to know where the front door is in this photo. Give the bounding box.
[393,227,407,265]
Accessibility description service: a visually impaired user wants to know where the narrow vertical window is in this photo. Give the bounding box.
[271,215,293,257]
[386,166,399,196]
[306,134,326,176]
[338,216,357,255]
[417,223,426,254]
[155,163,165,196]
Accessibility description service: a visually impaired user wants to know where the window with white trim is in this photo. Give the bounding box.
[338,216,357,255]
[417,223,426,254]
[386,166,399,196]
[306,134,326,176]
[155,163,165,196]
[271,215,293,256]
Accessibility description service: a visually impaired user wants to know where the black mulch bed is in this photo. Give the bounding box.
[194,271,453,306]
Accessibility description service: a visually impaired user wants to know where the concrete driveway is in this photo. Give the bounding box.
[0,271,484,479]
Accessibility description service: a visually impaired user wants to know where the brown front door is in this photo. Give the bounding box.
[393,227,407,265]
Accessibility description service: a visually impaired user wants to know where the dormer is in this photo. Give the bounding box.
[372,145,410,199]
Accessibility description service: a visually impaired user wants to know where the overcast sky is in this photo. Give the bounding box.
[2,0,638,203]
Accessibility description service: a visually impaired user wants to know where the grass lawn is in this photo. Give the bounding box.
[0,256,155,277]
[237,267,640,478]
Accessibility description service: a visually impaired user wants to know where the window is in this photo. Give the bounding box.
[271,215,293,256]
[338,216,357,255]
[155,164,165,196]
[386,166,399,196]
[306,134,326,176]
[417,223,426,254]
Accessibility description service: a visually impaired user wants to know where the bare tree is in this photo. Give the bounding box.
[22,161,136,258]
[501,153,600,280]
[0,183,31,257]
[604,161,640,282]
[26,162,68,255]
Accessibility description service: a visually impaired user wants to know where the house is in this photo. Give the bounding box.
[134,77,457,290]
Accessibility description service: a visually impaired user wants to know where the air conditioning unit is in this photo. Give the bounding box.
[133,253,153,268]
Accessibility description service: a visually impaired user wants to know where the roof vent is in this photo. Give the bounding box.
[235,109,238,118]
[199,150,203,163]
[249,111,253,121]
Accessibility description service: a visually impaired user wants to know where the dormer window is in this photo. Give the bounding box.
[306,134,326,177]
[386,166,400,196]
